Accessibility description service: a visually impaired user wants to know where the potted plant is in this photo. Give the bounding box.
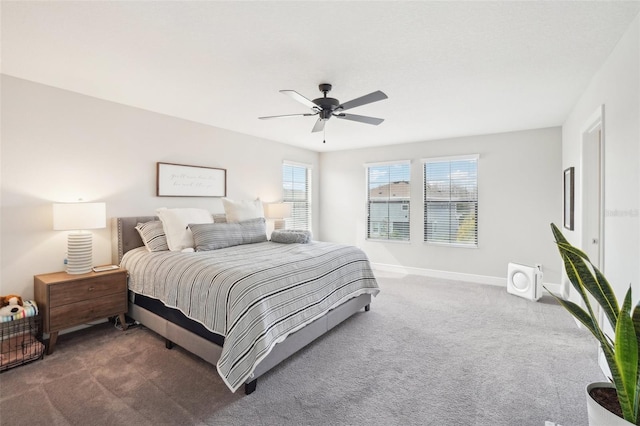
[550,223,638,425]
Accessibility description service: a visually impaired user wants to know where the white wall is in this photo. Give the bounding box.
[6,9,636,302]
[1,75,319,299]
[561,14,640,302]
[319,127,563,285]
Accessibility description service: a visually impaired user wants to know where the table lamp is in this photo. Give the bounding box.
[265,202,292,230]
[53,202,106,274]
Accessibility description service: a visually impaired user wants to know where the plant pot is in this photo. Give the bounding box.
[586,382,634,426]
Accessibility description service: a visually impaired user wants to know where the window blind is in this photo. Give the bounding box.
[423,155,478,246]
[282,162,311,231]
[366,161,410,241]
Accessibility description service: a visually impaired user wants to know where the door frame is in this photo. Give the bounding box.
[580,104,605,271]
[580,104,607,376]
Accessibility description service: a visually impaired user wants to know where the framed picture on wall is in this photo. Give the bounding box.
[157,162,227,197]
[564,167,575,230]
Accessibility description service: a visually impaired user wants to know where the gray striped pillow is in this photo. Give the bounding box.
[135,221,169,252]
[189,218,267,251]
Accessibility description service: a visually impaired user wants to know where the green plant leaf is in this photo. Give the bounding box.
[556,249,612,351]
[631,301,640,420]
[601,344,634,423]
[562,245,617,323]
[551,224,619,332]
[586,257,619,329]
[550,223,639,424]
[552,295,598,336]
[545,288,614,355]
[615,288,638,422]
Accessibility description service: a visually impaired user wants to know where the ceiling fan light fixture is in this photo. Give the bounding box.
[319,109,332,120]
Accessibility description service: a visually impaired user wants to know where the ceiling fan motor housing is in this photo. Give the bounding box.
[315,100,340,119]
[314,83,340,120]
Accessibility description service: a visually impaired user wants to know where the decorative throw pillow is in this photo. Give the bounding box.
[270,229,312,244]
[239,217,268,244]
[222,198,264,223]
[212,213,227,223]
[135,221,169,252]
[156,207,213,251]
[189,218,267,251]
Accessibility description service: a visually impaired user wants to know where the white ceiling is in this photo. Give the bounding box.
[2,1,639,152]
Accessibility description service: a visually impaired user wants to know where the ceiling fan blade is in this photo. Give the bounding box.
[312,118,325,133]
[280,90,318,109]
[335,113,384,125]
[338,90,388,111]
[259,113,316,120]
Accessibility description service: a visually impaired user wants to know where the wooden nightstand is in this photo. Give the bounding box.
[34,268,128,354]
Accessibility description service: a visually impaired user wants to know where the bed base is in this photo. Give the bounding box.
[113,216,374,394]
[128,294,372,394]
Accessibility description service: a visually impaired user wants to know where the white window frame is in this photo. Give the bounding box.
[422,154,478,247]
[282,161,312,231]
[365,160,411,242]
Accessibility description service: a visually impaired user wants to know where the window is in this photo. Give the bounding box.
[366,161,410,241]
[423,155,478,246]
[282,162,311,230]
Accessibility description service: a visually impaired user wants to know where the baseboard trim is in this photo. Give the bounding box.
[370,262,565,297]
[371,262,505,286]
[543,282,566,298]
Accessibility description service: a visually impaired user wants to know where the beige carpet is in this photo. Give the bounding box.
[0,273,603,425]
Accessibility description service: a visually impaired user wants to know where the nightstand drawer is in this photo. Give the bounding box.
[34,268,128,354]
[49,292,127,331]
[49,274,126,306]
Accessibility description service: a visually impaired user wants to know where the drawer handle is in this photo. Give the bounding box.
[88,287,94,292]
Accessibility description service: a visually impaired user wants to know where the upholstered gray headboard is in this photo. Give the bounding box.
[111,216,157,264]
[111,214,228,264]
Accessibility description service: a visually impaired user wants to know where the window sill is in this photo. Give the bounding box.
[365,238,411,244]
[423,241,478,249]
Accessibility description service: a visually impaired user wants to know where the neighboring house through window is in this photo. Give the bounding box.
[423,155,478,246]
[282,161,311,231]
[366,161,410,241]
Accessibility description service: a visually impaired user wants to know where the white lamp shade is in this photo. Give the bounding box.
[266,203,292,219]
[53,202,106,231]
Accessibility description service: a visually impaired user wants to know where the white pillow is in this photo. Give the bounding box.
[222,198,264,223]
[156,207,213,251]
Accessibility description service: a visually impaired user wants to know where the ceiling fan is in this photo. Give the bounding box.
[259,83,388,134]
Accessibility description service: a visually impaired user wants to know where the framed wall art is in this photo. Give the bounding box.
[157,162,226,197]
[563,167,574,230]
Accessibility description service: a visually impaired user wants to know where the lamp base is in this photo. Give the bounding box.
[274,219,286,230]
[67,233,93,274]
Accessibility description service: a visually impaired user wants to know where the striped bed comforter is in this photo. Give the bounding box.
[121,241,379,392]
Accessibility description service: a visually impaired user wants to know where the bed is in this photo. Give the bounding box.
[111,216,379,394]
